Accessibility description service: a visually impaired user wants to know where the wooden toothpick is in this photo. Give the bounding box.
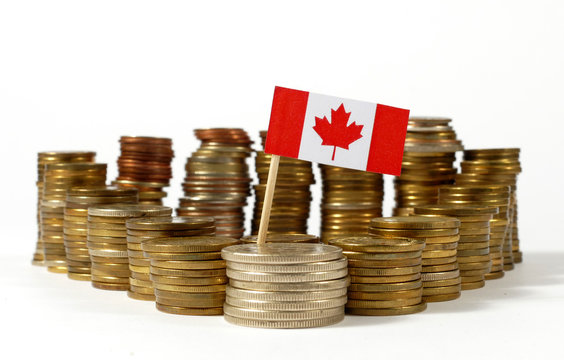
[256,154,280,246]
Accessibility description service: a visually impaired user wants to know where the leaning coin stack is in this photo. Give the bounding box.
[34,151,96,266]
[329,236,427,315]
[252,132,315,234]
[368,217,462,302]
[393,117,463,216]
[177,129,253,238]
[87,205,172,290]
[125,217,216,301]
[64,186,138,281]
[113,136,174,205]
[458,148,522,268]
[222,243,349,328]
[142,236,240,315]
[413,205,498,290]
[319,165,384,242]
[41,163,107,273]
[241,234,320,244]
[438,185,511,280]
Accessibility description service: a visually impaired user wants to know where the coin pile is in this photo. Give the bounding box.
[141,236,240,315]
[457,148,522,268]
[252,132,315,234]
[329,236,426,315]
[413,205,498,290]
[393,117,463,216]
[125,217,216,301]
[319,165,384,242]
[113,136,174,205]
[222,243,348,328]
[87,205,172,290]
[177,128,253,238]
[34,151,96,265]
[240,234,320,244]
[41,163,107,273]
[64,186,138,281]
[438,185,511,280]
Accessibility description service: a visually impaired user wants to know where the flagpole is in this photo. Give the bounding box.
[256,154,280,246]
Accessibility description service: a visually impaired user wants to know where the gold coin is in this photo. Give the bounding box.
[457,248,490,257]
[346,302,427,316]
[150,267,226,277]
[368,227,458,237]
[126,216,215,230]
[143,251,223,261]
[423,292,461,302]
[346,297,421,309]
[422,284,461,296]
[414,204,498,216]
[421,249,457,259]
[347,258,421,268]
[460,275,485,282]
[155,303,223,315]
[92,282,129,291]
[422,277,461,287]
[457,254,491,263]
[343,250,422,260]
[460,280,485,290]
[421,256,457,266]
[329,236,425,253]
[348,280,422,292]
[369,216,460,229]
[423,242,458,251]
[153,283,226,293]
[127,291,156,301]
[347,287,422,300]
[149,259,226,270]
[348,265,422,276]
[156,296,225,308]
[142,236,240,253]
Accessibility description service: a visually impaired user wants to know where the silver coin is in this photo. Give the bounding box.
[225,295,347,311]
[223,313,344,329]
[225,286,347,301]
[226,268,348,283]
[223,303,344,321]
[229,277,350,292]
[226,257,347,273]
[221,243,343,264]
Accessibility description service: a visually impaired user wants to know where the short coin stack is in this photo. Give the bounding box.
[368,217,461,302]
[329,236,427,315]
[414,205,498,290]
[222,243,349,328]
[64,186,138,281]
[113,136,174,205]
[240,234,320,244]
[87,205,172,290]
[142,236,240,315]
[34,151,96,265]
[125,217,216,301]
[319,165,384,242]
[177,128,253,238]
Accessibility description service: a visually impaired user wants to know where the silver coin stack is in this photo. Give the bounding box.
[221,243,350,329]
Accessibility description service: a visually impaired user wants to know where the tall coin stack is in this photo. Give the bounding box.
[222,243,349,328]
[319,165,384,242]
[393,117,463,216]
[86,205,172,290]
[34,151,96,265]
[142,236,240,315]
[241,234,320,244]
[457,148,522,267]
[64,186,138,281]
[113,136,174,205]
[41,163,107,273]
[368,217,461,302]
[177,129,253,238]
[413,205,498,290]
[125,217,216,301]
[329,236,427,315]
[438,185,511,280]
[252,132,315,234]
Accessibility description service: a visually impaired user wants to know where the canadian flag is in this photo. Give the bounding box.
[265,86,409,176]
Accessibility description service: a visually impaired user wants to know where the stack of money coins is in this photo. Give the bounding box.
[438,185,511,280]
[41,163,107,273]
[125,217,216,301]
[222,243,349,328]
[329,236,426,315]
[319,165,384,242]
[413,205,498,290]
[241,234,320,244]
[87,205,172,290]
[458,148,522,267]
[113,136,174,205]
[393,117,463,215]
[64,186,138,281]
[142,236,240,315]
[368,217,461,302]
[34,151,96,265]
[177,129,253,238]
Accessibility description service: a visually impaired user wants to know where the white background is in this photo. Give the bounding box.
[1,1,563,359]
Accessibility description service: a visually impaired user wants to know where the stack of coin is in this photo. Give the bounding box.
[368,217,461,302]
[34,151,96,266]
[177,128,253,238]
[458,148,522,267]
[393,117,463,215]
[142,236,240,315]
[252,132,315,234]
[438,185,511,280]
[240,234,320,244]
[329,236,426,315]
[413,205,498,290]
[125,217,216,301]
[41,163,107,273]
[113,136,174,205]
[87,205,172,290]
[222,243,348,328]
[319,165,384,242]
[64,186,138,281]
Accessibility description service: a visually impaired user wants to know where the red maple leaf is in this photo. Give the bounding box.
[312,103,364,161]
